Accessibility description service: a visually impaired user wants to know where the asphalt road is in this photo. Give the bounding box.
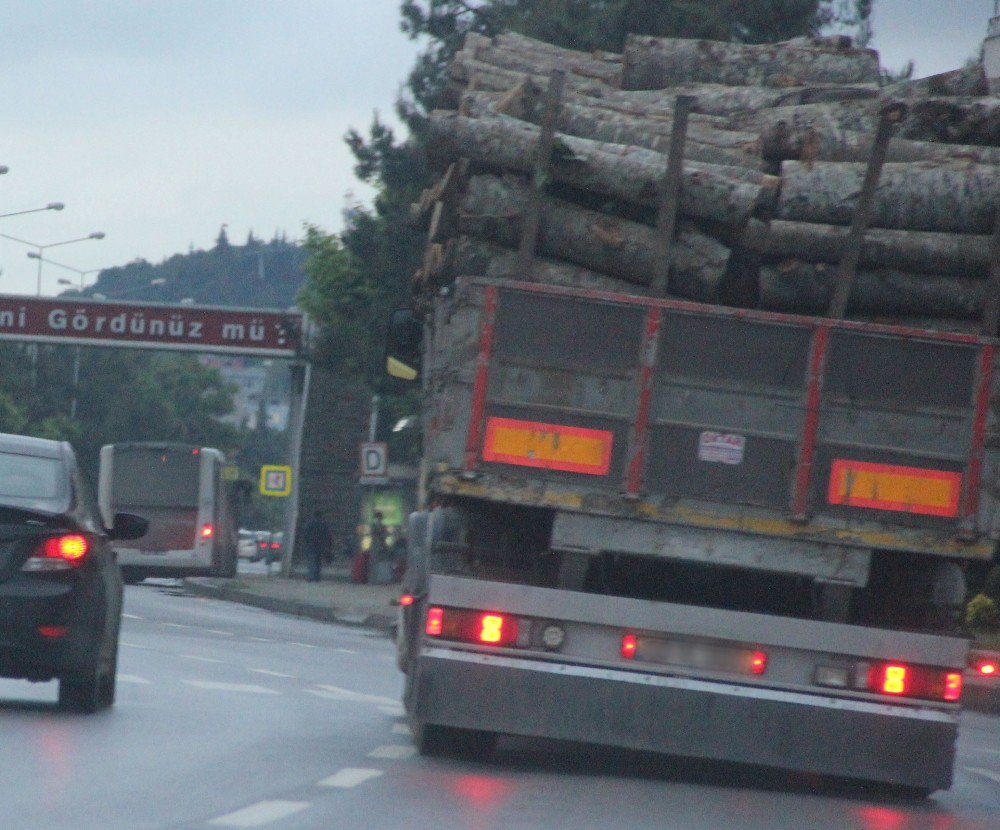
[1,582,998,829]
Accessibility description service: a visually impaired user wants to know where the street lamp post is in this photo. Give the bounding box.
[22,232,105,296]
[0,202,64,220]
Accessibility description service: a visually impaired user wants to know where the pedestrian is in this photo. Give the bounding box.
[302,509,331,582]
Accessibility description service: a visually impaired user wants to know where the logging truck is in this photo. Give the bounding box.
[390,275,999,795]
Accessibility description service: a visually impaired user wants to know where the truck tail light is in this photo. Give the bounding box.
[201,524,214,538]
[750,651,768,675]
[426,606,444,636]
[865,662,962,703]
[22,534,91,572]
[621,634,638,659]
[423,606,519,647]
[971,657,997,677]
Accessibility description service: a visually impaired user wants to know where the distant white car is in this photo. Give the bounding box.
[238,529,261,561]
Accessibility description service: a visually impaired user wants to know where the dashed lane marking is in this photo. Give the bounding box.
[182,654,223,663]
[289,642,317,649]
[122,613,143,620]
[163,622,189,629]
[250,668,297,679]
[183,681,280,694]
[247,637,274,643]
[207,629,235,637]
[368,744,417,760]
[965,767,1000,785]
[120,641,150,649]
[318,768,384,788]
[208,800,310,827]
[391,723,412,736]
[117,674,151,684]
[305,685,399,706]
[332,648,358,654]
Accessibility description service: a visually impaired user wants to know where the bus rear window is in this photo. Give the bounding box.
[111,449,200,507]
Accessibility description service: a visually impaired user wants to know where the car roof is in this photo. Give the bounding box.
[0,432,71,461]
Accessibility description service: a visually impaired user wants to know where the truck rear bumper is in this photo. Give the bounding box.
[412,647,958,791]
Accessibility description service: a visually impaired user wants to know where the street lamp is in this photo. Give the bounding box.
[18,231,106,295]
[0,202,63,220]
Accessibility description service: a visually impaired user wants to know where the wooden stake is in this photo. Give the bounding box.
[826,102,907,319]
[651,95,694,296]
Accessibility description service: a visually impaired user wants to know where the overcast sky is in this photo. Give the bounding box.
[0,0,995,297]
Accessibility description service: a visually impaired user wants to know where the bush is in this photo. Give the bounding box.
[966,593,1000,632]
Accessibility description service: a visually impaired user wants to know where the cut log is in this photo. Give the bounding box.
[444,235,652,294]
[758,261,985,318]
[729,100,880,136]
[734,219,993,278]
[457,174,732,301]
[461,91,763,169]
[461,30,623,86]
[894,96,1000,146]
[776,160,1000,234]
[885,65,989,99]
[426,110,769,226]
[759,120,1000,165]
[621,34,881,90]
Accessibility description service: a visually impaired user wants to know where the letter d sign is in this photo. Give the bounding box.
[360,442,388,482]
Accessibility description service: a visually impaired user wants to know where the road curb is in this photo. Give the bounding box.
[182,579,397,635]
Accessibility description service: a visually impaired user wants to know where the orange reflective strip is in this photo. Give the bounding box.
[482,417,613,475]
[828,459,961,518]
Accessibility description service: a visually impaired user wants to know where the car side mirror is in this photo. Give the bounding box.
[108,512,149,541]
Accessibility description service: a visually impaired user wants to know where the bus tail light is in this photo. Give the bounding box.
[22,534,90,572]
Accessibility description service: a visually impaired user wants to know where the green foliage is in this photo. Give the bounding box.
[966,593,1000,632]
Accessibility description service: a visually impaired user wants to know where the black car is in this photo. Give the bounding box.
[0,433,147,712]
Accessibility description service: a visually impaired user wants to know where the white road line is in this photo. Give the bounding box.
[122,613,143,620]
[391,723,412,736]
[289,642,317,649]
[207,629,234,637]
[318,768,383,788]
[965,767,1000,785]
[368,744,417,760]
[332,648,358,654]
[247,637,274,643]
[209,800,309,827]
[120,641,150,649]
[306,685,399,706]
[183,681,279,694]
[163,622,189,629]
[182,654,223,663]
[250,668,297,679]
[117,674,151,684]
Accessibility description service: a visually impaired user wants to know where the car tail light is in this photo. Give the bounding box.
[270,541,280,549]
[865,662,962,703]
[423,606,519,647]
[398,594,415,607]
[201,524,214,538]
[38,625,69,638]
[22,533,91,572]
[971,657,997,677]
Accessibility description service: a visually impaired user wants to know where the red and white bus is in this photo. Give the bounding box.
[98,442,239,583]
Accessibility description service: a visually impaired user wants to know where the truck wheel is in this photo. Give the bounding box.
[413,722,497,760]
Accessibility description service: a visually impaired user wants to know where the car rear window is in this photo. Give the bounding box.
[0,452,63,499]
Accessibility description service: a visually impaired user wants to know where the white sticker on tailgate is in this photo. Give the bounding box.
[698,431,746,465]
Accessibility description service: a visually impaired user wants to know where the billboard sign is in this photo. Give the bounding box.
[0,294,303,357]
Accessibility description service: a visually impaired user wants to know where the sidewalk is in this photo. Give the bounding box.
[184,561,401,634]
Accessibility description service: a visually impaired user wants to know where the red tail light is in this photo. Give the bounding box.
[201,524,214,538]
[398,594,415,607]
[426,606,444,636]
[973,658,997,677]
[943,672,963,702]
[621,634,638,659]
[38,625,69,638]
[270,541,280,549]
[22,534,90,572]
[880,664,909,695]
[478,614,507,644]
[866,662,962,702]
[750,651,768,675]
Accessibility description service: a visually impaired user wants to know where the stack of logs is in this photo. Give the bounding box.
[410,30,1000,331]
